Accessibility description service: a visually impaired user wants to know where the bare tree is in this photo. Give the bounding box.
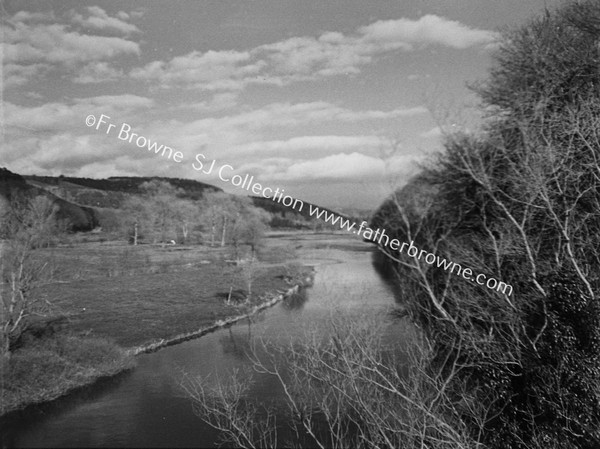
[183,312,481,448]
[0,195,59,360]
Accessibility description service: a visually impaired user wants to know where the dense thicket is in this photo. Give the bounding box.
[372,2,600,447]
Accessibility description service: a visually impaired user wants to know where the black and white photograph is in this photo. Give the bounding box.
[1,0,599,447]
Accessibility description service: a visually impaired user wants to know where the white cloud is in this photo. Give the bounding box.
[4,95,154,133]
[2,96,428,191]
[282,152,386,180]
[10,11,55,23]
[420,126,443,139]
[232,135,383,158]
[132,14,496,90]
[71,6,140,35]
[358,15,497,50]
[143,101,427,158]
[206,102,426,130]
[4,63,49,88]
[131,50,262,90]
[176,92,240,112]
[3,9,139,88]
[73,61,124,84]
[4,23,139,65]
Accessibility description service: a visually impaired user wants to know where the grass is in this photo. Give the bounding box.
[39,262,308,347]
[0,334,135,416]
[0,235,314,416]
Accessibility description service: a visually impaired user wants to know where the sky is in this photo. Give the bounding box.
[1,0,567,210]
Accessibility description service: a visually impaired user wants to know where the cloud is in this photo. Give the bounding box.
[4,23,139,66]
[144,101,427,158]
[204,101,427,130]
[132,15,496,90]
[131,50,262,90]
[3,9,139,88]
[73,62,124,84]
[2,95,428,191]
[282,152,386,180]
[71,6,140,35]
[4,95,154,133]
[175,92,240,112]
[10,11,56,23]
[358,15,497,50]
[232,135,383,158]
[419,126,443,139]
[4,63,49,88]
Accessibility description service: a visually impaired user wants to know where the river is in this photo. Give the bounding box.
[1,235,409,448]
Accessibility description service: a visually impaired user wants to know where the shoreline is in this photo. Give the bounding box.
[0,272,314,419]
[129,272,314,355]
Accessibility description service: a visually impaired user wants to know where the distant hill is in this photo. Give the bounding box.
[25,174,222,208]
[1,167,360,233]
[0,168,99,232]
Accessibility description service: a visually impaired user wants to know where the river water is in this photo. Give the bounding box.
[1,237,409,448]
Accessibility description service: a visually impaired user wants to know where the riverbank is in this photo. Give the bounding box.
[0,269,312,417]
[0,335,135,417]
[0,237,314,417]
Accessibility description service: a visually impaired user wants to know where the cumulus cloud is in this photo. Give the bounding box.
[3,8,139,88]
[4,23,139,65]
[73,61,124,84]
[4,95,154,133]
[4,63,49,88]
[132,14,497,90]
[358,15,497,50]
[71,6,140,35]
[130,50,262,91]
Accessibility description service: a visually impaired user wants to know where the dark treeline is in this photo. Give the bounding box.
[25,174,221,198]
[371,1,600,447]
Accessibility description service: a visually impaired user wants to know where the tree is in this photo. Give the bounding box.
[121,195,149,245]
[0,195,60,360]
[230,197,270,260]
[184,312,478,449]
[200,192,237,247]
[121,180,193,245]
[370,2,600,447]
[200,193,268,254]
[139,180,181,244]
[172,198,201,245]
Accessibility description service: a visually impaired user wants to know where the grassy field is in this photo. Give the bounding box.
[39,261,306,347]
[1,234,311,416]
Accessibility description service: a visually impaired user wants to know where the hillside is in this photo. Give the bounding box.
[2,167,355,233]
[24,174,222,208]
[0,168,99,232]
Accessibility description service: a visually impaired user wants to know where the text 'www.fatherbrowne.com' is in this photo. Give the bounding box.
[307,208,513,296]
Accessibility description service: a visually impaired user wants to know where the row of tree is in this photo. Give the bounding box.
[98,180,270,257]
